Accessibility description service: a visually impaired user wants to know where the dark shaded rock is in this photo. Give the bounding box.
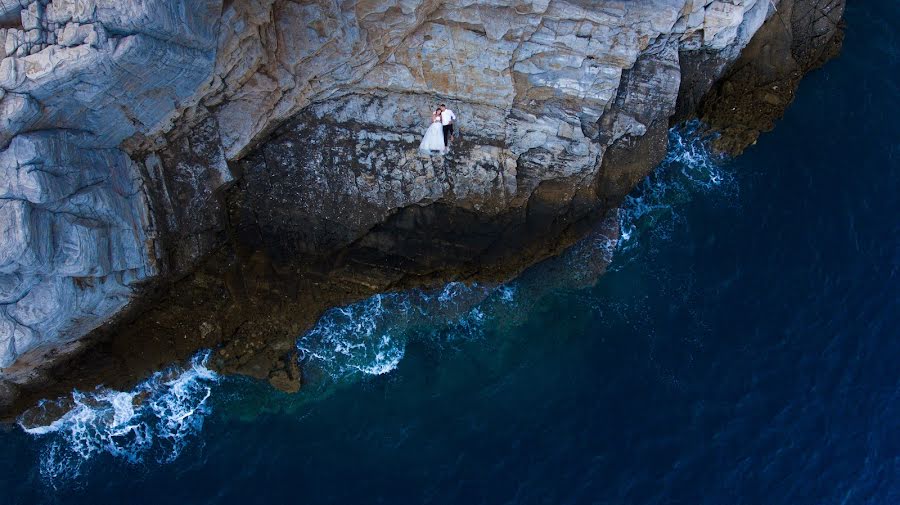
[694,0,846,154]
[0,380,19,411]
[141,117,235,277]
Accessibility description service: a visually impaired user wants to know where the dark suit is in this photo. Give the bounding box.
[442,123,454,147]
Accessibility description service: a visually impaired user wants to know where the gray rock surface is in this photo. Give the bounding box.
[0,0,845,403]
[0,132,153,368]
[0,0,220,374]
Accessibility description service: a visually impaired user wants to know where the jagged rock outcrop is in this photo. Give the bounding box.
[694,0,845,153]
[0,0,845,416]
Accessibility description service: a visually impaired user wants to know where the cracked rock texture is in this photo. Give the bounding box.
[0,0,845,411]
[0,0,219,376]
[0,132,153,369]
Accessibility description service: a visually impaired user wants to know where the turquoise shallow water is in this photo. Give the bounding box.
[2,2,899,503]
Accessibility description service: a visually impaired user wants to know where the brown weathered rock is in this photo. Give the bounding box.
[693,0,846,154]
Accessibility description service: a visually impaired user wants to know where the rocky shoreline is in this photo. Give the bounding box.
[0,0,844,419]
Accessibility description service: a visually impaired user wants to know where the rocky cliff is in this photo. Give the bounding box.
[0,0,844,415]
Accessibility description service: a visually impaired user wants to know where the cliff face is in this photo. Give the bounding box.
[0,0,844,413]
[0,0,218,375]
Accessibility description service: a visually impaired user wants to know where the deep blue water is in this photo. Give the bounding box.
[2,2,898,503]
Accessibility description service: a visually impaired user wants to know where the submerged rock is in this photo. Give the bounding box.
[0,0,845,416]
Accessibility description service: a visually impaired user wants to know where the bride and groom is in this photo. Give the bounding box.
[419,103,456,154]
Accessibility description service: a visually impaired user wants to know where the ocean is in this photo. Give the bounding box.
[1,1,897,503]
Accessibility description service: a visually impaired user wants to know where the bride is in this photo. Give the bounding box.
[419,107,446,154]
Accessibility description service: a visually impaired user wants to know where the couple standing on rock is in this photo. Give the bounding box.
[419,103,457,154]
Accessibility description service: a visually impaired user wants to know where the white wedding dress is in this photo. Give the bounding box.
[419,118,446,154]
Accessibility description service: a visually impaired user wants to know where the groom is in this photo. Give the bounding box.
[440,103,456,149]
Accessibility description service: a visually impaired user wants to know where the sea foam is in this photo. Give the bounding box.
[20,352,219,481]
[618,122,732,254]
[297,282,502,382]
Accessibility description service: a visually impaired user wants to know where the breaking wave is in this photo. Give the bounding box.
[617,121,734,254]
[19,352,218,482]
[298,293,407,379]
[297,282,503,382]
